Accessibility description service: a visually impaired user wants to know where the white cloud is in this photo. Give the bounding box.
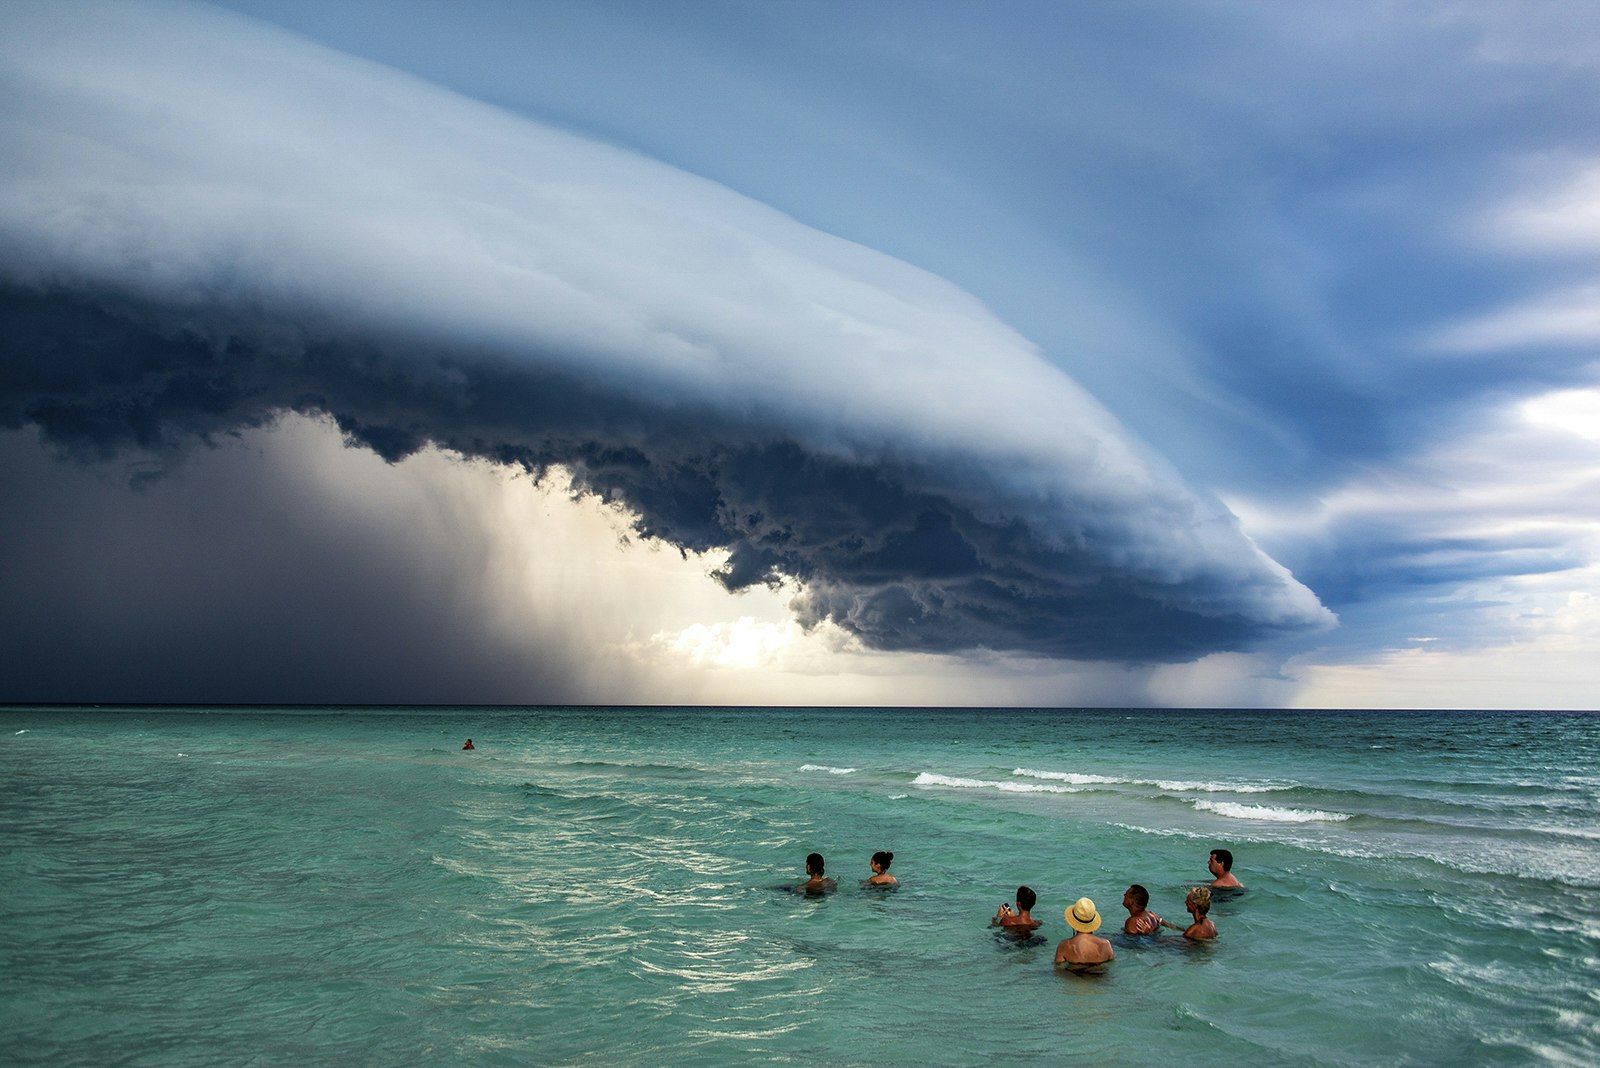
[1288,576,1600,709]
[1488,160,1600,253]
[1522,388,1600,440]
[1230,386,1600,709]
[1431,155,1600,352]
[1428,281,1600,352]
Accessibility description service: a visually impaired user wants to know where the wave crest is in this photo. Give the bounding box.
[1012,767,1290,793]
[1193,800,1350,823]
[913,771,1082,794]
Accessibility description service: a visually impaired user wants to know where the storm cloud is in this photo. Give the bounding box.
[0,1,1333,682]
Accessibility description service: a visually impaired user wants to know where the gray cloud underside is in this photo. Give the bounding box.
[0,285,1320,662]
[0,1,1332,663]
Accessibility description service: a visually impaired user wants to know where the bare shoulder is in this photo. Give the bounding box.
[1056,935,1113,964]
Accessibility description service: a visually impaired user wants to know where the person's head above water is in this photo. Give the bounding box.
[1066,897,1103,932]
[1125,884,1149,910]
[871,851,893,870]
[1016,885,1037,911]
[806,852,825,876]
[1186,886,1212,916]
[1209,848,1233,873]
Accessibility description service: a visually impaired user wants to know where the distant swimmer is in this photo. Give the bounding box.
[794,852,837,895]
[1055,897,1115,969]
[992,885,1042,931]
[462,738,475,750]
[866,850,897,887]
[1182,886,1218,940]
[1208,848,1243,889]
[1121,884,1173,935]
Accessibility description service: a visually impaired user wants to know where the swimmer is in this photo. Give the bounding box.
[1055,897,1115,968]
[866,850,897,886]
[462,738,475,750]
[992,885,1041,930]
[1208,847,1242,889]
[1121,884,1174,935]
[1182,886,1218,940]
[795,852,837,895]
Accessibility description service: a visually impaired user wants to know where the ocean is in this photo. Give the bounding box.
[3,706,1597,1066]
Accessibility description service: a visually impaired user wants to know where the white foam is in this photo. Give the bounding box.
[1012,767,1126,785]
[14,729,27,735]
[1012,766,1289,793]
[1108,822,1206,840]
[1532,824,1600,842]
[913,771,1082,794]
[1193,800,1350,823]
[798,764,856,775]
[1427,954,1518,989]
[1155,779,1286,794]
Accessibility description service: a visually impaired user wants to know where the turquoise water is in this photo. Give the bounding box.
[3,706,1598,1066]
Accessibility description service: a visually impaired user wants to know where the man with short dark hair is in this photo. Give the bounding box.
[795,852,837,895]
[993,884,1041,930]
[1208,848,1243,889]
[1122,884,1164,934]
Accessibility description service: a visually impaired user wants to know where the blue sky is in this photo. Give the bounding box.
[2,0,1598,707]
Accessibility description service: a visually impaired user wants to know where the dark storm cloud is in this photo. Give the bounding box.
[0,0,1331,676]
[0,283,1324,663]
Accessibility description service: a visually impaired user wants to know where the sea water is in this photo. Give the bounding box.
[2,706,1597,1066]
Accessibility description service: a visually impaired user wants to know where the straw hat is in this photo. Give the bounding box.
[1065,897,1102,932]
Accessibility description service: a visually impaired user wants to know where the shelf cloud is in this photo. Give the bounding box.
[0,0,1332,669]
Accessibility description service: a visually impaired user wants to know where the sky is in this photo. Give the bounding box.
[2,0,1597,708]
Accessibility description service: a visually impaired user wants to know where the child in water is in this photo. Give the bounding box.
[866,851,897,886]
[1182,886,1217,940]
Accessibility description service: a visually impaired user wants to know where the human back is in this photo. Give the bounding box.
[1056,897,1114,968]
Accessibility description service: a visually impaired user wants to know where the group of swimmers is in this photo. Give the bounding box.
[789,847,1244,970]
[788,850,896,894]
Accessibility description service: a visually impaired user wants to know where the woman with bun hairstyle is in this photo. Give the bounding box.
[866,851,897,886]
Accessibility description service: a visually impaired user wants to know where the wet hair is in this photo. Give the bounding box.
[806,852,825,876]
[1016,885,1037,911]
[871,851,893,870]
[1210,848,1233,872]
[1186,886,1212,915]
[1127,884,1150,909]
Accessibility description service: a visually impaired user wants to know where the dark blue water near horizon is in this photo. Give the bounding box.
[4,705,1598,1065]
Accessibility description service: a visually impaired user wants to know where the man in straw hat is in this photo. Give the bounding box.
[1054,897,1115,969]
